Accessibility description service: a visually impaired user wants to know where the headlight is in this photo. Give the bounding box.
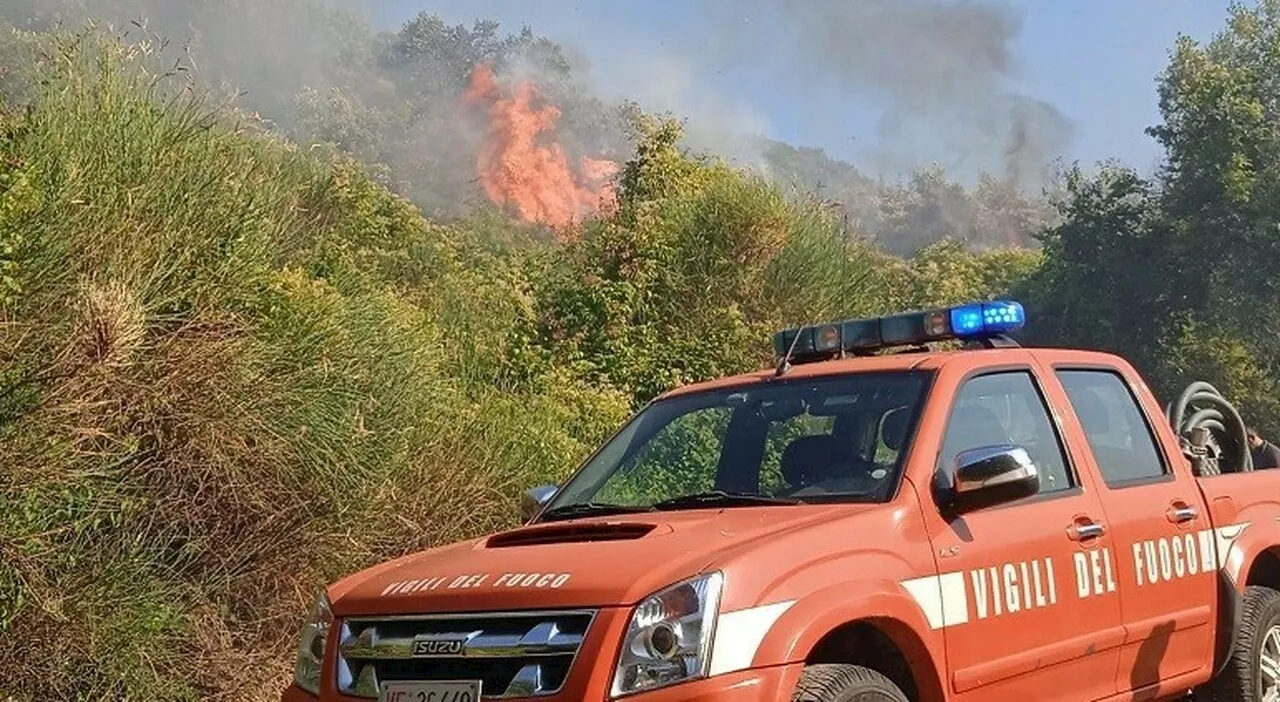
[292,591,334,696]
[611,572,724,697]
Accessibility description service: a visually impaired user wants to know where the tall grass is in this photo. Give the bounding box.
[0,29,627,701]
[0,23,1035,702]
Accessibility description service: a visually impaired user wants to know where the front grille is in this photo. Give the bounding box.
[336,610,597,699]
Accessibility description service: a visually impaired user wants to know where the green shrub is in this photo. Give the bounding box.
[0,29,621,701]
[0,17,1083,702]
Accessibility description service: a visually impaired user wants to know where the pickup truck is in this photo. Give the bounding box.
[281,300,1280,702]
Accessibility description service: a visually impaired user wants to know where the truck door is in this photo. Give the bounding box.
[1051,367,1217,693]
[921,368,1124,701]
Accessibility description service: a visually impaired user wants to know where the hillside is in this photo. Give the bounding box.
[6,1,1280,700]
[0,23,1033,701]
[0,0,1061,255]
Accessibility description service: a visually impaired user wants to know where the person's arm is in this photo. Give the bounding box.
[1263,442,1280,468]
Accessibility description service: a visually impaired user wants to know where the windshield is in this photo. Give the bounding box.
[543,372,930,517]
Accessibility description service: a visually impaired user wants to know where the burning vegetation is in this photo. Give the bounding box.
[463,64,619,238]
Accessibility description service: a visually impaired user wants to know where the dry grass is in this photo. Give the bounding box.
[0,20,991,702]
[0,28,629,701]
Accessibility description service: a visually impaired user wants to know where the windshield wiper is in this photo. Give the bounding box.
[650,491,802,510]
[538,502,657,522]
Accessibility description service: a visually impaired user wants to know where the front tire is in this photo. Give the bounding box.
[792,664,910,702]
[1198,585,1280,701]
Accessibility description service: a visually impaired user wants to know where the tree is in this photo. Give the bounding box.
[1022,0,1280,419]
[518,116,897,405]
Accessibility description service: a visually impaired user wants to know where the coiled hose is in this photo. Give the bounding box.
[1165,381,1252,475]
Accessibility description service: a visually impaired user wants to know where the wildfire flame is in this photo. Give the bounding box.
[463,64,619,237]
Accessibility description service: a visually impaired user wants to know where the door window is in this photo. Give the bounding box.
[1056,370,1167,486]
[937,371,1074,496]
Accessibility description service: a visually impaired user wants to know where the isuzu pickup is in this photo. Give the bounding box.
[281,300,1280,701]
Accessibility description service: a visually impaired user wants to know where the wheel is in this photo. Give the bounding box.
[792,664,910,702]
[1198,585,1280,701]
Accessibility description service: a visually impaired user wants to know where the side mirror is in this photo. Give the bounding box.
[940,445,1039,513]
[520,484,558,522]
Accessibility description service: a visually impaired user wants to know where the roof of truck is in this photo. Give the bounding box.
[658,347,966,400]
[658,345,1133,401]
[658,300,1136,402]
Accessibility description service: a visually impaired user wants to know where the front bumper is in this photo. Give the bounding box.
[280,663,805,702]
[283,603,804,702]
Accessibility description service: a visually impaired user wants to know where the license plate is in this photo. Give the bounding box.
[379,681,482,702]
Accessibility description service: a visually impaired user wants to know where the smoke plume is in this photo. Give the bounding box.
[0,0,1070,243]
[692,0,1072,186]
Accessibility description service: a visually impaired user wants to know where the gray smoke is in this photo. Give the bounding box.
[693,0,1073,187]
[0,0,364,126]
[0,0,1071,203]
[402,0,1072,188]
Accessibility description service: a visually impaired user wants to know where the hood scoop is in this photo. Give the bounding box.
[486,521,658,548]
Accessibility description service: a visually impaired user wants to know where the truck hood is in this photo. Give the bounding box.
[329,504,861,616]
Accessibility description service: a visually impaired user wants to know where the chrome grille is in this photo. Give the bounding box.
[336,610,596,699]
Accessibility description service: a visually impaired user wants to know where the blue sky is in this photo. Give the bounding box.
[367,1,1236,183]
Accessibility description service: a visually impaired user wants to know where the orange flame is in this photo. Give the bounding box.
[463,64,618,238]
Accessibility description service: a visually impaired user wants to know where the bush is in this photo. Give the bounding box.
[0,29,621,701]
[0,23,1046,702]
[515,117,959,406]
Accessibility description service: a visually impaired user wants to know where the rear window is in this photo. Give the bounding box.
[1057,369,1168,486]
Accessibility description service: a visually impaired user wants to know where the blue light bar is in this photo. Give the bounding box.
[949,300,1025,338]
[773,299,1025,365]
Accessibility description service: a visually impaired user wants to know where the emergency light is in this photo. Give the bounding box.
[773,300,1025,365]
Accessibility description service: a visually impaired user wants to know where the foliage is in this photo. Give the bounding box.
[514,116,964,406]
[0,29,625,701]
[0,1,1057,255]
[1018,0,1280,437]
[14,1,1280,699]
[903,238,1042,310]
[1018,164,1175,369]
[0,18,1027,698]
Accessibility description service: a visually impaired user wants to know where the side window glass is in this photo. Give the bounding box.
[937,371,1074,495]
[1057,370,1167,486]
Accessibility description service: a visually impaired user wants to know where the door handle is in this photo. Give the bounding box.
[1074,524,1106,540]
[1167,505,1199,523]
[1068,521,1106,541]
